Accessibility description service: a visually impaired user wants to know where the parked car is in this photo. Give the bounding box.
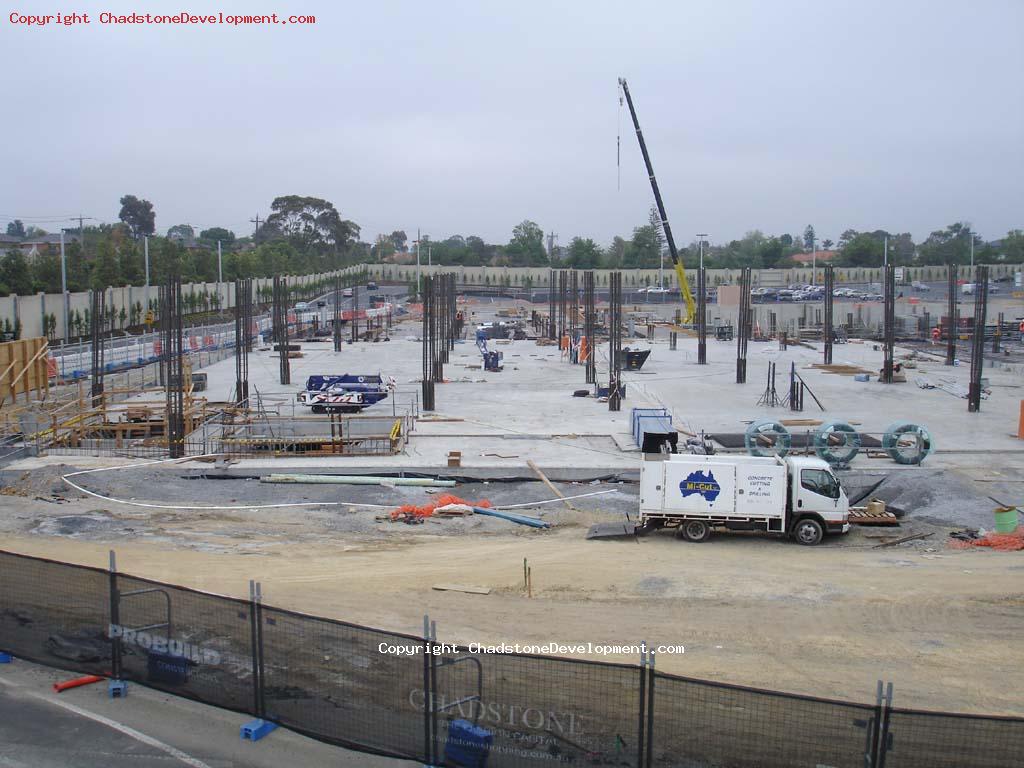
[911,281,931,291]
[366,281,378,290]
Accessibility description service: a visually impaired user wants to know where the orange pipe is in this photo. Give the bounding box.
[1018,400,1024,440]
[53,675,104,693]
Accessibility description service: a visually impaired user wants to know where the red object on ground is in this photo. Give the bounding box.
[52,675,104,693]
[390,494,492,522]
[948,528,1024,552]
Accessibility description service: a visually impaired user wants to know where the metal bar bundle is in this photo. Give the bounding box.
[946,265,957,366]
[823,266,834,365]
[609,271,622,411]
[332,273,342,352]
[272,276,290,385]
[881,265,896,383]
[234,277,251,406]
[161,274,185,459]
[736,267,751,383]
[89,289,105,407]
[584,271,596,384]
[548,269,557,340]
[968,266,988,412]
[697,266,707,364]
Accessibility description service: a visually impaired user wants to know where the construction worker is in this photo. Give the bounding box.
[932,326,941,341]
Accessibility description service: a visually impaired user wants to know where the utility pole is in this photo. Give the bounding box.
[144,235,150,312]
[883,234,889,268]
[416,227,421,294]
[428,244,431,267]
[250,214,261,244]
[968,228,975,268]
[217,240,223,283]
[60,230,68,340]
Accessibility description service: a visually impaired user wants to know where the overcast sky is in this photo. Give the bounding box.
[2,0,1021,248]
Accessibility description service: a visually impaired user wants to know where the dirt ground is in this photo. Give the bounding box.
[1,462,1021,717]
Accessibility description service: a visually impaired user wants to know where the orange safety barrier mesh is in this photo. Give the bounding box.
[389,494,492,522]
[948,528,1024,552]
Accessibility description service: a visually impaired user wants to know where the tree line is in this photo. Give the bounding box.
[1,194,368,297]
[3,193,1021,298]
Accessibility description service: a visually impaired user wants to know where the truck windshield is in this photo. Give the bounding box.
[801,469,841,500]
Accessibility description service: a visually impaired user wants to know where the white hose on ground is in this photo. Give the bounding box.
[59,456,619,512]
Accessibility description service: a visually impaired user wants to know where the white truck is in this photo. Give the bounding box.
[637,454,849,545]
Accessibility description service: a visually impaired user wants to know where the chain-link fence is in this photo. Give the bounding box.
[1,549,1020,767]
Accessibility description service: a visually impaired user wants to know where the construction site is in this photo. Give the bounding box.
[1,63,1023,767]
[0,253,1022,763]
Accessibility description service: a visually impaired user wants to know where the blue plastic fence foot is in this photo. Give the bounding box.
[107,679,128,698]
[240,719,278,741]
[0,652,12,663]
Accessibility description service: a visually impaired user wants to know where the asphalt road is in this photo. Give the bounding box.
[0,659,414,768]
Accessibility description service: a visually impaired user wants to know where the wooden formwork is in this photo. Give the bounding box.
[0,337,49,408]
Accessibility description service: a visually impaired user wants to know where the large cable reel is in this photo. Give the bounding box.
[813,421,861,465]
[744,420,792,458]
[882,423,933,465]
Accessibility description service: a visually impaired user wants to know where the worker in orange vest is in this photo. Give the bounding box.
[931,326,941,341]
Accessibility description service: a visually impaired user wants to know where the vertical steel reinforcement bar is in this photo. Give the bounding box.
[824,266,834,365]
[968,266,988,412]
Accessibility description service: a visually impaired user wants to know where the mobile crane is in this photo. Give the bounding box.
[618,77,696,323]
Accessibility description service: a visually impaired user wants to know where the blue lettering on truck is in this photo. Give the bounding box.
[680,471,721,504]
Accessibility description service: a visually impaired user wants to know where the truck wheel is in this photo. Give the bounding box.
[679,520,711,543]
[311,405,326,414]
[792,518,824,546]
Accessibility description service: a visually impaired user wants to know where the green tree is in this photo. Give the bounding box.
[566,237,602,269]
[167,224,194,242]
[265,195,359,256]
[917,222,974,265]
[31,247,63,293]
[821,238,834,250]
[6,220,25,238]
[198,227,235,247]
[840,233,884,267]
[505,220,547,266]
[0,249,33,296]
[803,224,816,251]
[118,194,156,239]
[605,236,627,268]
[91,239,119,288]
[628,225,661,268]
[390,230,408,252]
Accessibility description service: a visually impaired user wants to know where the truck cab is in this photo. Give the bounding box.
[786,456,850,545]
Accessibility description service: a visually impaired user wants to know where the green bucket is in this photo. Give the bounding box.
[994,507,1019,534]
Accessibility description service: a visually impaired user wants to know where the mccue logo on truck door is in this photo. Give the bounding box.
[680,470,721,504]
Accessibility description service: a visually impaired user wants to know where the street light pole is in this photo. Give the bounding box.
[884,234,888,268]
[696,233,708,271]
[811,236,817,285]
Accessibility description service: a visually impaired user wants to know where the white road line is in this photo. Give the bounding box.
[0,677,212,768]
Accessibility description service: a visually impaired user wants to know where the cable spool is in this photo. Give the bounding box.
[813,421,861,465]
[883,422,933,465]
[744,420,792,458]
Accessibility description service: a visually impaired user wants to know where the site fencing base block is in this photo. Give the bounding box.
[240,719,278,741]
[0,652,11,663]
[107,680,128,698]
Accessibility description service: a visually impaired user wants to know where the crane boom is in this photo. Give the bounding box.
[618,77,696,323]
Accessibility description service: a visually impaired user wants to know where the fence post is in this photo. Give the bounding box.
[107,550,126,698]
[423,614,433,766]
[248,580,262,717]
[240,581,276,741]
[645,646,655,768]
[636,642,647,767]
[876,682,894,768]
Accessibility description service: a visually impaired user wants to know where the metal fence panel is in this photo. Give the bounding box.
[0,551,110,676]
[113,574,254,715]
[258,607,427,762]
[883,709,1024,768]
[651,672,876,768]
[434,649,643,767]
